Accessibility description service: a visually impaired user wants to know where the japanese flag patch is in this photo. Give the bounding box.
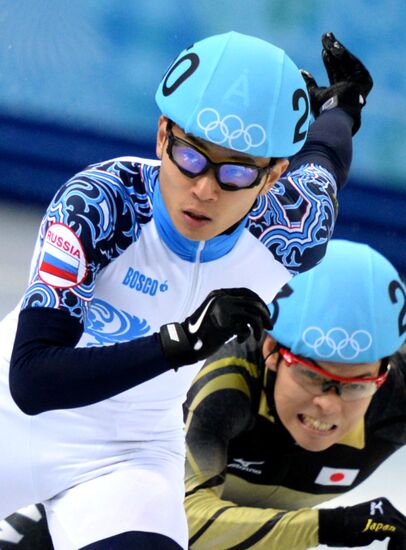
[38,223,87,288]
[315,466,360,486]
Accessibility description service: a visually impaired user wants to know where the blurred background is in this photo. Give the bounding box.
[0,1,404,548]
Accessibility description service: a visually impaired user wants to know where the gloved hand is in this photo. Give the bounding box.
[319,497,406,548]
[0,505,54,550]
[301,31,373,135]
[159,288,272,368]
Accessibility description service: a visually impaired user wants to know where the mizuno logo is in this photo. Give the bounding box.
[188,297,216,334]
[228,458,265,474]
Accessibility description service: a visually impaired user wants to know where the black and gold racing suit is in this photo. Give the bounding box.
[184,338,406,549]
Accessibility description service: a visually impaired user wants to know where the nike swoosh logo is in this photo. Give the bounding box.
[188,297,216,334]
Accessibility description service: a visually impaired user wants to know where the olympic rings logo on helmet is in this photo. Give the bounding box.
[196,108,266,152]
[302,327,373,360]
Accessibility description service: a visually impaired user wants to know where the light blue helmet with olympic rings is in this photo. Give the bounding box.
[155,31,311,158]
[269,239,406,363]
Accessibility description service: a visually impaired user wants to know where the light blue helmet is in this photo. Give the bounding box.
[155,31,310,158]
[269,239,406,363]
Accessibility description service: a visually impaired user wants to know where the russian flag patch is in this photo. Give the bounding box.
[38,223,87,289]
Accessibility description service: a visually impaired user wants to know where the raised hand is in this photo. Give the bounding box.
[301,31,373,134]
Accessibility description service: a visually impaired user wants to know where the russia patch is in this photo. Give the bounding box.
[38,223,87,288]
[315,466,359,486]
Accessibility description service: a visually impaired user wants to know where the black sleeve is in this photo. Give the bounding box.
[288,108,353,190]
[9,307,171,415]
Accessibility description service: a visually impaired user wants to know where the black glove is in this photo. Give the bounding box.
[301,31,373,135]
[159,288,272,368]
[319,497,406,548]
[0,504,54,550]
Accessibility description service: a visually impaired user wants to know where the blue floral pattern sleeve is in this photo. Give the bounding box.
[21,159,158,323]
[249,163,337,275]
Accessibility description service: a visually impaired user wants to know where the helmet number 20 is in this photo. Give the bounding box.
[292,88,309,144]
[389,280,406,336]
